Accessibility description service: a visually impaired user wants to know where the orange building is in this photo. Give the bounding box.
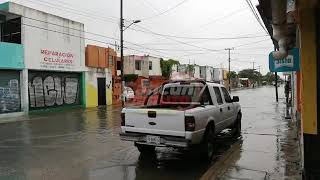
[85,45,117,107]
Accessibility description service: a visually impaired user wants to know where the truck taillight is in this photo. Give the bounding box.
[185,116,195,131]
[121,113,125,126]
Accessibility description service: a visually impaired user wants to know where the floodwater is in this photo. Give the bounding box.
[0,86,301,180]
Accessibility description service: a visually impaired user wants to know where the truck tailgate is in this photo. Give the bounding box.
[123,108,186,137]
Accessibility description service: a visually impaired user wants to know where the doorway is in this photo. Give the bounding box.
[97,78,106,106]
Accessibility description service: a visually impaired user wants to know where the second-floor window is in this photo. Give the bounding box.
[135,60,141,70]
[117,60,121,70]
[108,55,113,66]
[1,18,21,44]
[149,61,152,70]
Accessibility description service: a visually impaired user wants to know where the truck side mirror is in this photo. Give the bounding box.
[232,96,239,102]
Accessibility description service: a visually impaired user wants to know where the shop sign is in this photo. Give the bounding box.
[269,48,300,72]
[40,49,77,71]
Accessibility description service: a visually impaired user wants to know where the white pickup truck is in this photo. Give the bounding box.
[120,80,241,160]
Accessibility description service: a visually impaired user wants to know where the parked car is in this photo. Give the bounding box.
[120,80,241,160]
[123,87,135,101]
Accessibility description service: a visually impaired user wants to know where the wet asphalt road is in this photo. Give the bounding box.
[0,86,300,180]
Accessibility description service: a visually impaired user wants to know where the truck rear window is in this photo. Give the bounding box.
[161,83,204,104]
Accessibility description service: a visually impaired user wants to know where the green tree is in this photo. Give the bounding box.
[123,74,138,82]
[227,71,238,79]
[238,69,262,84]
[262,72,281,85]
[186,64,194,75]
[160,58,180,78]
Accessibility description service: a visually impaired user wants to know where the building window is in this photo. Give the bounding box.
[135,61,141,70]
[117,60,121,70]
[1,18,21,44]
[109,55,113,66]
[149,61,152,70]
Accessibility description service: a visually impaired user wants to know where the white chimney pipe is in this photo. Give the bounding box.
[271,0,288,60]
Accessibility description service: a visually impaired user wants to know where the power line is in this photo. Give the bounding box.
[16,21,179,59]
[10,10,272,62]
[45,0,120,21]
[138,0,159,14]
[13,11,272,57]
[129,28,268,40]
[244,0,269,35]
[21,15,116,39]
[132,24,224,52]
[135,34,268,45]
[237,46,272,50]
[141,0,190,20]
[233,39,271,48]
[18,0,119,24]
[21,22,113,46]
[10,12,171,56]
[200,8,248,28]
[231,59,259,65]
[18,19,203,59]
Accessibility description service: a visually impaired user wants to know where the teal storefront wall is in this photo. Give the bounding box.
[0,42,24,69]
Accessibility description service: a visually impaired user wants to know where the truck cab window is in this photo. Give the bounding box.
[221,87,232,103]
[145,87,161,106]
[201,88,213,105]
[213,87,223,105]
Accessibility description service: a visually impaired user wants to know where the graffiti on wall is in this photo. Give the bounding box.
[28,73,81,108]
[0,79,20,113]
[106,80,112,89]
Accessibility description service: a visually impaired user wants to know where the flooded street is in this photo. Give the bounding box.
[0,86,301,180]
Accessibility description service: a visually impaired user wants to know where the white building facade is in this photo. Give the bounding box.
[200,66,214,82]
[147,56,162,76]
[213,68,224,84]
[123,55,162,77]
[0,2,85,115]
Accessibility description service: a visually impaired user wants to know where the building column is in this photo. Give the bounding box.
[21,69,29,113]
[299,7,320,179]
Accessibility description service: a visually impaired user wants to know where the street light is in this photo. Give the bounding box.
[120,0,141,107]
[124,20,141,31]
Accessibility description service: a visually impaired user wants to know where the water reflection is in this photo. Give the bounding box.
[134,133,243,180]
[0,87,282,180]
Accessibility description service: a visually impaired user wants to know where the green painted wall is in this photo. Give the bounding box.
[81,72,86,108]
[0,2,9,11]
[0,42,24,69]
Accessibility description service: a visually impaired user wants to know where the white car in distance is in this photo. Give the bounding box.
[123,87,135,101]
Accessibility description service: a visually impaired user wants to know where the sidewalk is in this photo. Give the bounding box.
[0,105,123,124]
[201,87,302,180]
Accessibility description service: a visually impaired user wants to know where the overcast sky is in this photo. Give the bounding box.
[4,0,274,74]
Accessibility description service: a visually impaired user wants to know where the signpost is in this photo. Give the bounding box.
[269,48,300,117]
[269,48,300,72]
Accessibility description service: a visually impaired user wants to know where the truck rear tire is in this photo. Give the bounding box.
[199,124,216,161]
[136,144,156,154]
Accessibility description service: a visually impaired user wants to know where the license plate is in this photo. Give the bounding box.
[146,135,161,145]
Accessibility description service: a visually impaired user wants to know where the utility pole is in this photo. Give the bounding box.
[274,47,279,102]
[275,72,279,102]
[119,1,141,107]
[120,0,125,107]
[252,61,255,88]
[225,48,234,92]
[257,66,261,86]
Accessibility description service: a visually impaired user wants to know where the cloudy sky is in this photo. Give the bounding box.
[3,0,274,74]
